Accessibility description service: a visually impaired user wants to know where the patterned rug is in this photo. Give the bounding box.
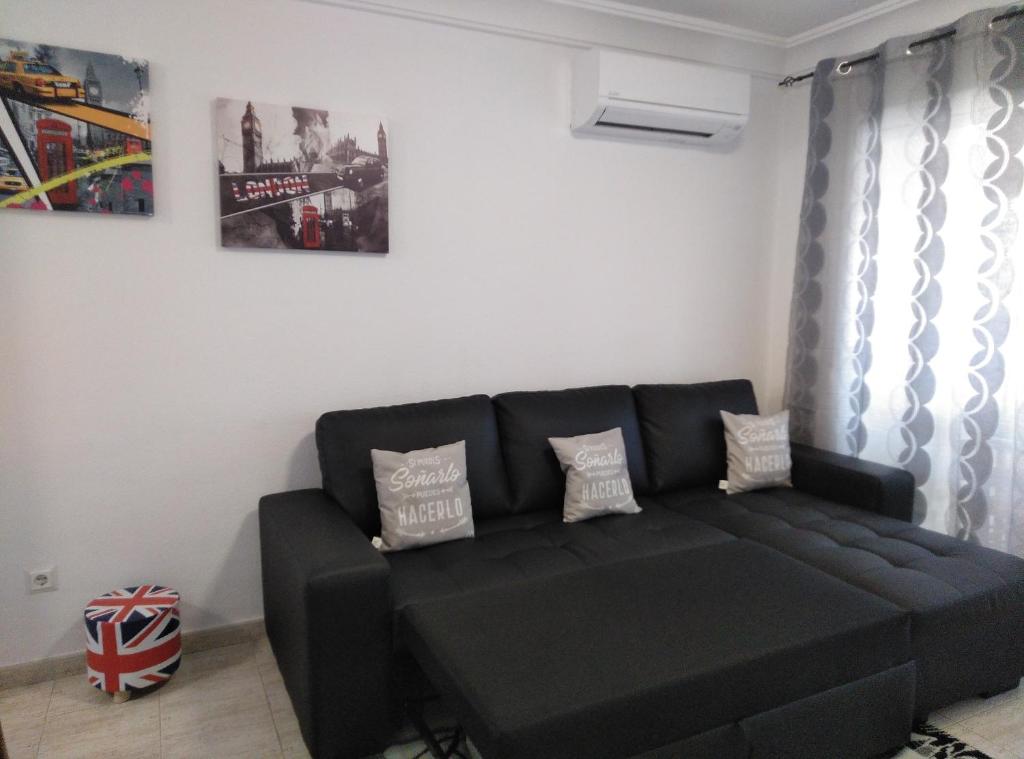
[380,726,474,759]
[888,722,994,759]
[379,721,994,758]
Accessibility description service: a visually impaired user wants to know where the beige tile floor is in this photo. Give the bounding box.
[0,637,474,759]
[0,638,1021,759]
[925,680,1024,759]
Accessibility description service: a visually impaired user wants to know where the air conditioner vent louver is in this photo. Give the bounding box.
[593,120,714,139]
[571,49,750,146]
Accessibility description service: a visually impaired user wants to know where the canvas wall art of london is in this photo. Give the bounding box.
[0,38,152,215]
[215,98,388,253]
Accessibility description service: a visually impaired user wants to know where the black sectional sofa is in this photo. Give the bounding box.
[259,380,1024,759]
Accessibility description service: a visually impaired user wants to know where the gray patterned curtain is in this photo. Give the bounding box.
[785,5,1024,555]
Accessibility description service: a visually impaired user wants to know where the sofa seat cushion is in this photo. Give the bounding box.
[400,540,911,759]
[386,497,734,613]
[656,486,1024,712]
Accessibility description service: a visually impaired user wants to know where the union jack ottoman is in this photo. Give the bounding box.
[85,585,181,702]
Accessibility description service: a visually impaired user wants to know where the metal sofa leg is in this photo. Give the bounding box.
[407,698,467,759]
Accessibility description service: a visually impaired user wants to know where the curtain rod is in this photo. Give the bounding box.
[778,7,1023,87]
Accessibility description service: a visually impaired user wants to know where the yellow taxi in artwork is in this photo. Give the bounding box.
[0,51,85,100]
[0,174,29,193]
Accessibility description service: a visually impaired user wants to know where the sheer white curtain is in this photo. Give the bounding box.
[785,5,1024,554]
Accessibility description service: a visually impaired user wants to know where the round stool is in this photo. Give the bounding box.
[84,585,181,702]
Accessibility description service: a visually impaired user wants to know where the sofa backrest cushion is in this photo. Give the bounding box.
[494,385,650,513]
[317,395,513,535]
[633,380,758,492]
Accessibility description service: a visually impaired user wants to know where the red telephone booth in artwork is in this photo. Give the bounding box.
[301,205,322,249]
[36,119,77,206]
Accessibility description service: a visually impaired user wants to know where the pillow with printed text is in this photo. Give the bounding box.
[720,410,792,494]
[548,427,641,523]
[371,440,475,551]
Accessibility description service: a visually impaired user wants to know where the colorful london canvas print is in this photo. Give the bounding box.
[215,98,389,253]
[0,39,153,215]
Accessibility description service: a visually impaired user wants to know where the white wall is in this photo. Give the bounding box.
[759,0,1002,410]
[0,0,785,666]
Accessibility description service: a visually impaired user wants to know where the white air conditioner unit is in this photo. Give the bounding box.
[570,49,750,146]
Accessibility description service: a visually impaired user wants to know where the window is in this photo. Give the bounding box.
[24,64,60,75]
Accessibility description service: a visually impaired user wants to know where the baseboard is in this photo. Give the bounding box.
[179,618,265,655]
[0,617,266,691]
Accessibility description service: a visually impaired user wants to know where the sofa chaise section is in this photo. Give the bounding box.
[657,485,1024,716]
[633,381,1024,717]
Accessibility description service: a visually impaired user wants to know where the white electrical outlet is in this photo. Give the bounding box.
[26,566,58,593]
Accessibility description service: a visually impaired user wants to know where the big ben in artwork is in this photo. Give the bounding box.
[241,101,263,173]
[377,121,388,166]
[84,62,102,149]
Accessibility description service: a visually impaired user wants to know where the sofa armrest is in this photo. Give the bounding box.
[260,488,395,758]
[790,444,915,522]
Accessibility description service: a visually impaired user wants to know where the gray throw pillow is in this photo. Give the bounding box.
[370,440,475,552]
[720,410,792,494]
[548,428,641,523]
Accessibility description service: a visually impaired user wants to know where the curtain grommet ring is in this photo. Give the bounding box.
[837,61,853,75]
